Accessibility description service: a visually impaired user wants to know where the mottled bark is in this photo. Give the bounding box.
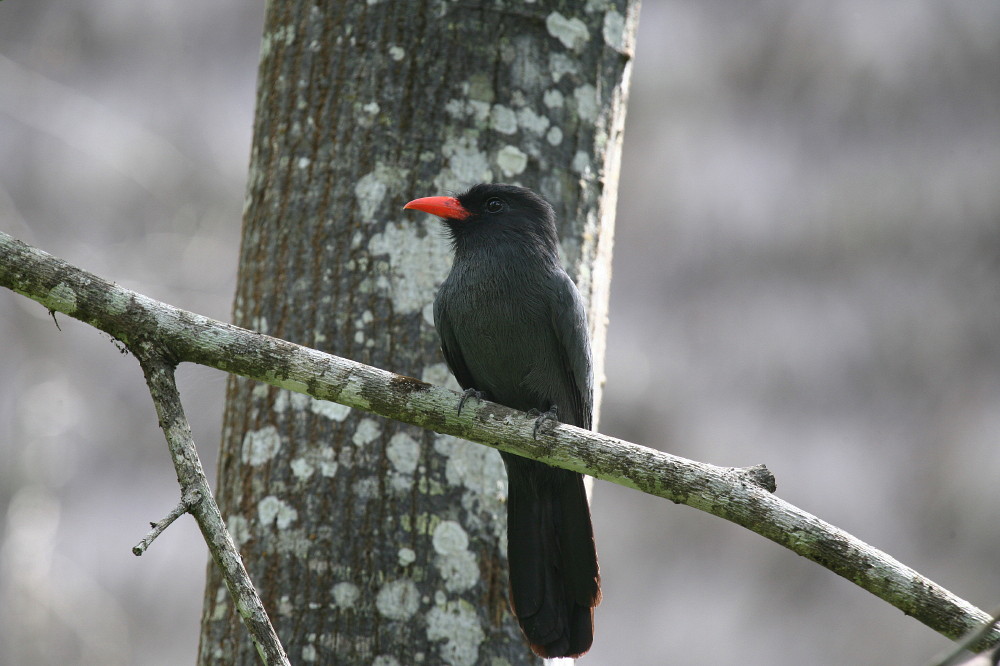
[198,1,638,663]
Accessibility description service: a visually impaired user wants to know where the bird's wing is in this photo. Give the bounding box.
[549,270,594,430]
[433,296,478,392]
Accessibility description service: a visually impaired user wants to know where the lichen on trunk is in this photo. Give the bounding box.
[198,1,638,663]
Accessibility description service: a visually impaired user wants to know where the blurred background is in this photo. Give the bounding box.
[2,1,999,664]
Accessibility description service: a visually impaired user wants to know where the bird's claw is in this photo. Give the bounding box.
[458,388,485,416]
[529,405,559,439]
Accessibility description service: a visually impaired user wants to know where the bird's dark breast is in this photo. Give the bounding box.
[437,268,567,415]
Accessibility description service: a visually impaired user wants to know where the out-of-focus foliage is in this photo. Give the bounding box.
[1,2,997,664]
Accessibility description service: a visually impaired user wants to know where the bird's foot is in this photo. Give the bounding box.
[458,388,485,416]
[528,405,559,439]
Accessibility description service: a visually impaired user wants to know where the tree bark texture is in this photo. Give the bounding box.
[198,1,638,663]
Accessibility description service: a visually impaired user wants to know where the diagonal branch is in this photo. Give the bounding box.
[133,345,290,666]
[1,228,997,655]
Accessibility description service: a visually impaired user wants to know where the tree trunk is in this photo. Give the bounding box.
[197,1,638,663]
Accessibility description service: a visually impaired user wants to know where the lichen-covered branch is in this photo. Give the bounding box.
[134,347,290,666]
[1,229,997,653]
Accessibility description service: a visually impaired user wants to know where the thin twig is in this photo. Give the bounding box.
[132,488,202,556]
[930,605,1000,666]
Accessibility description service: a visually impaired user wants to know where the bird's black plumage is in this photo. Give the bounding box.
[405,183,601,658]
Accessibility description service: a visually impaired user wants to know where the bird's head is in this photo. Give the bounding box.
[404,183,560,258]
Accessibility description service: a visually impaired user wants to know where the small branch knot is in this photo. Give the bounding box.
[734,464,777,493]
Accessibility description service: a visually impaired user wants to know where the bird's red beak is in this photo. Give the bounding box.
[403,196,472,220]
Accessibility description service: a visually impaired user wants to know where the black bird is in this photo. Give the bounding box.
[404,184,601,658]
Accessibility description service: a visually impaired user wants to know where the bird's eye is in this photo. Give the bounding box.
[485,198,504,213]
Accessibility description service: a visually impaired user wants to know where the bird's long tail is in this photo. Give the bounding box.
[502,453,601,658]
